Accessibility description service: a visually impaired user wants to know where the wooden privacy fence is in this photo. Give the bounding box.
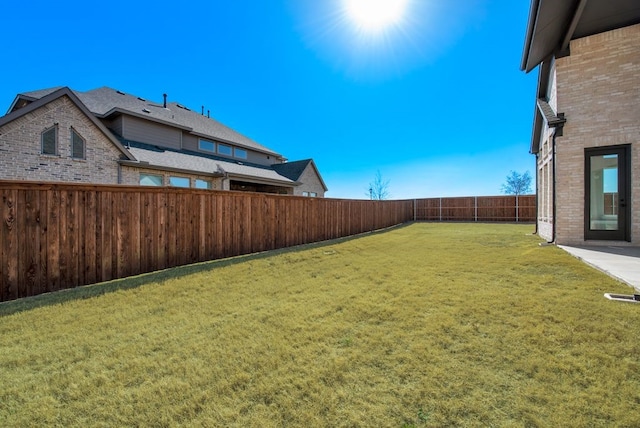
[0,182,535,302]
[414,195,535,222]
[0,182,414,302]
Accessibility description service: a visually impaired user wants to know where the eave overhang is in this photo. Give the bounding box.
[118,160,226,178]
[521,0,640,73]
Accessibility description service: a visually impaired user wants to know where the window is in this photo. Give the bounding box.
[234,147,247,159]
[199,139,215,152]
[217,143,232,156]
[195,179,212,189]
[303,191,309,197]
[169,176,190,187]
[302,191,318,197]
[41,126,57,155]
[70,128,85,159]
[140,173,163,186]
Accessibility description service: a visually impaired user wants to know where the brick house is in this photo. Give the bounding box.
[0,87,328,197]
[521,0,640,245]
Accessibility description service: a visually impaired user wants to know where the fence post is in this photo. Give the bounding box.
[412,199,415,221]
[474,196,478,222]
[516,195,519,223]
[439,197,442,222]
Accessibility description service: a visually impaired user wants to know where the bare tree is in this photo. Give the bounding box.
[501,171,532,195]
[367,170,390,200]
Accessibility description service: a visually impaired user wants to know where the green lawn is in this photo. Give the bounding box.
[1,223,639,427]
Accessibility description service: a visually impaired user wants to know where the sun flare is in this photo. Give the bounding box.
[344,0,409,31]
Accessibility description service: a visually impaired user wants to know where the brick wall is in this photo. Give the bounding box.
[0,96,123,183]
[292,163,326,197]
[554,23,640,245]
[120,166,224,189]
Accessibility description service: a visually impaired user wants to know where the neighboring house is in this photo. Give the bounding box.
[0,86,327,197]
[521,0,640,245]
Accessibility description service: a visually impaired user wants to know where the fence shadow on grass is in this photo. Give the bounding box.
[0,223,411,317]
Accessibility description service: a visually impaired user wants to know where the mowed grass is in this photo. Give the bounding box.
[1,223,640,427]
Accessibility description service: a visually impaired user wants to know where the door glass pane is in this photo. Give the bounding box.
[590,154,618,231]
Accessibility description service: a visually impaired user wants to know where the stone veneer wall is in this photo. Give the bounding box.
[554,23,640,245]
[0,95,124,183]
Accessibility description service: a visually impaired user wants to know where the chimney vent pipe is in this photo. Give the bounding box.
[163,93,167,108]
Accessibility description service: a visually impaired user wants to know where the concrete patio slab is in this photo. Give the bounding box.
[559,245,640,291]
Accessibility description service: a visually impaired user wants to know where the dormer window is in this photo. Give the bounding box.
[199,139,215,153]
[70,128,85,159]
[234,148,247,159]
[217,143,232,156]
[41,126,57,155]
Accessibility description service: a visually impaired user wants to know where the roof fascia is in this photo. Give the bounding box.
[521,0,542,71]
[6,94,38,115]
[0,88,134,160]
[226,172,296,187]
[529,60,553,154]
[118,160,225,178]
[306,160,329,191]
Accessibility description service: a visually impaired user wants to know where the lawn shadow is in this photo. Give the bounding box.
[0,223,411,317]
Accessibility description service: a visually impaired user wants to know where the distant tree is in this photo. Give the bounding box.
[501,171,532,195]
[367,170,390,200]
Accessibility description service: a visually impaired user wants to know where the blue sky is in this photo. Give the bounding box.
[0,0,537,199]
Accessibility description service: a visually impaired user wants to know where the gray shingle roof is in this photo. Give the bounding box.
[272,159,328,191]
[19,86,282,157]
[77,87,282,157]
[19,87,64,100]
[271,159,312,181]
[8,86,324,189]
[125,141,295,184]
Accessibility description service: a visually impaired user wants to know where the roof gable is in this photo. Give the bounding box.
[272,159,328,192]
[0,87,135,160]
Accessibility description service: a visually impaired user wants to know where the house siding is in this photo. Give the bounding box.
[553,23,640,245]
[0,95,123,184]
[104,115,124,137]
[121,115,182,150]
[182,131,276,166]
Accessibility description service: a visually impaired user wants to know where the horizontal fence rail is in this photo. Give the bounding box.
[0,181,414,302]
[414,195,535,223]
